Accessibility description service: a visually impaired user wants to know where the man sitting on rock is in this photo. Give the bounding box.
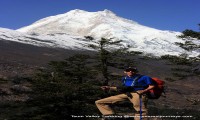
[95,67,155,120]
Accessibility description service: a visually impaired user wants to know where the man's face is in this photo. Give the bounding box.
[125,71,134,76]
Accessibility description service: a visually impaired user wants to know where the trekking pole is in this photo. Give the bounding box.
[139,94,142,120]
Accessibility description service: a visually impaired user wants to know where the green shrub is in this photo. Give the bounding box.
[161,55,192,65]
[178,29,200,39]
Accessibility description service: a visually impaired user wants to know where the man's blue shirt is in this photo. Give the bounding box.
[122,74,153,91]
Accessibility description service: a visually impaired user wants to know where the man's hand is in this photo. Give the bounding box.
[137,85,154,95]
[101,86,110,91]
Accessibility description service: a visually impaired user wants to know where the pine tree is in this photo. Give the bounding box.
[23,54,103,119]
[89,37,122,85]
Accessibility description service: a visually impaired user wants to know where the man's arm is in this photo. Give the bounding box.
[101,86,117,91]
[137,85,155,95]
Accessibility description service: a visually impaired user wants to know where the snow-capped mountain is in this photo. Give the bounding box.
[0,27,95,50]
[1,9,199,57]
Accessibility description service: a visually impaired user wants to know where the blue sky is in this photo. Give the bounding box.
[0,0,199,32]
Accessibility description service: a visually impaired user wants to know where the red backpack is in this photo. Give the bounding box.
[147,77,165,99]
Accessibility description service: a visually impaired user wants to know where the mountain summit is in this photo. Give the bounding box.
[17,9,138,36]
[2,9,200,57]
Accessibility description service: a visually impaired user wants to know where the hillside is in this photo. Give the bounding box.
[0,39,199,112]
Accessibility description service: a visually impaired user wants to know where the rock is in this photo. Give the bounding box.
[10,85,32,93]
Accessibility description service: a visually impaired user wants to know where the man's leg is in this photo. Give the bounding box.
[129,93,148,120]
[95,94,128,115]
